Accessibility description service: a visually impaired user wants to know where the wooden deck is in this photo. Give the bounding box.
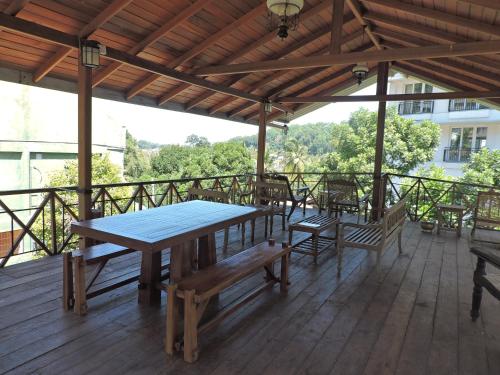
[0,209,499,375]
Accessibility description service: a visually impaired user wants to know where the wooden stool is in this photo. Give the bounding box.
[437,204,466,237]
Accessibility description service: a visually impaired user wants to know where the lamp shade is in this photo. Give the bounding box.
[267,0,304,17]
[81,40,100,68]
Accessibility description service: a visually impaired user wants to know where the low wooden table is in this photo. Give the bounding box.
[437,204,466,237]
[288,215,340,263]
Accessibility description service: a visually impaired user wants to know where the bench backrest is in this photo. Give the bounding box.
[326,179,359,205]
[382,198,406,239]
[474,190,500,230]
[187,187,229,203]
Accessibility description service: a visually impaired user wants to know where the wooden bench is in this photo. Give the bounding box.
[337,199,406,279]
[163,239,291,363]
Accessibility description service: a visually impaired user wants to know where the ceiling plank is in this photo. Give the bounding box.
[0,12,263,104]
[3,0,30,15]
[157,0,334,106]
[33,0,133,83]
[361,0,500,38]
[126,2,267,100]
[92,0,214,87]
[276,91,500,103]
[457,0,500,10]
[195,40,500,76]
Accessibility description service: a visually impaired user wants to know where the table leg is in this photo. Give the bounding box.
[138,251,162,306]
[458,211,463,237]
[198,233,217,269]
[170,240,196,283]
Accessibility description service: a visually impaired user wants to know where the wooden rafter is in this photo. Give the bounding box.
[126,2,267,100]
[195,40,500,76]
[330,0,345,54]
[207,18,360,116]
[33,0,133,83]
[276,91,500,103]
[361,0,500,38]
[0,13,263,104]
[92,0,214,87]
[346,0,381,49]
[458,0,500,10]
[3,0,30,15]
[157,0,333,106]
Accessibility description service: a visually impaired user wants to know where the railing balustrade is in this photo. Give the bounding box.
[0,172,497,267]
[443,147,481,163]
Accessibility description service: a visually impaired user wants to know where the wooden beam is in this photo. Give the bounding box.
[78,51,93,248]
[3,0,30,15]
[361,0,500,38]
[195,39,500,76]
[92,0,214,87]
[33,0,133,83]
[276,91,500,103]
[157,0,334,106]
[0,13,263,103]
[126,2,267,100]
[256,103,267,177]
[371,61,389,221]
[330,0,345,54]
[208,26,361,116]
[458,0,500,10]
[346,0,381,49]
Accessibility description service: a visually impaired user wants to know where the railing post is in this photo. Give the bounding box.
[50,191,57,255]
[138,184,143,211]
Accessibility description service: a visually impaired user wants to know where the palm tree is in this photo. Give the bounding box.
[284,138,308,176]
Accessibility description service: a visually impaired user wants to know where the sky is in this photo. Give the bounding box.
[0,80,378,145]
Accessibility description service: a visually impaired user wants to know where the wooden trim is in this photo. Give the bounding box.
[276,91,500,103]
[92,0,214,87]
[33,0,132,83]
[361,0,500,38]
[127,2,267,99]
[330,0,345,54]
[195,40,500,76]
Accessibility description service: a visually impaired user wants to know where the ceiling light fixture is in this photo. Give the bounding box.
[267,0,304,40]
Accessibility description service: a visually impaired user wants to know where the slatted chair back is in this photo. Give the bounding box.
[262,173,294,199]
[254,181,287,207]
[326,179,359,207]
[187,187,229,204]
[472,190,500,243]
[382,199,407,240]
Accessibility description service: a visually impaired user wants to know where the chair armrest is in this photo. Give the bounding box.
[296,186,310,198]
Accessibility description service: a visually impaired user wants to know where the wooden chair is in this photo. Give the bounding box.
[326,178,369,223]
[471,189,500,245]
[262,173,309,220]
[337,199,406,279]
[63,243,166,315]
[187,187,232,251]
[254,181,288,235]
[470,243,500,321]
[163,239,291,363]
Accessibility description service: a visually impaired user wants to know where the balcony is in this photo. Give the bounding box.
[449,99,488,112]
[398,100,434,115]
[443,147,480,162]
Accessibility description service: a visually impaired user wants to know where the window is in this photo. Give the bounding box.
[475,127,487,148]
[449,99,488,111]
[445,127,487,162]
[399,83,434,115]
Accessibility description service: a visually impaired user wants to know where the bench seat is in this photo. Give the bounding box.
[164,239,291,363]
[71,243,134,263]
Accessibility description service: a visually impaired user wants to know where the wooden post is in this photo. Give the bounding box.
[256,102,267,179]
[78,50,93,249]
[371,61,389,221]
[330,0,344,54]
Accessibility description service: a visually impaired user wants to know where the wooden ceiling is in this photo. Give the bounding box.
[0,0,499,126]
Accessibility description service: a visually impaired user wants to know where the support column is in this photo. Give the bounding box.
[371,61,389,221]
[78,52,93,249]
[256,102,267,179]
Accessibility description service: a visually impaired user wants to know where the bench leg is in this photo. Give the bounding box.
[280,253,289,293]
[62,253,74,311]
[165,284,178,355]
[264,215,268,238]
[241,223,246,247]
[398,230,403,255]
[312,234,318,264]
[471,257,486,321]
[251,219,256,243]
[73,255,88,316]
[270,213,274,236]
[337,225,344,278]
[183,290,199,363]
[223,228,229,252]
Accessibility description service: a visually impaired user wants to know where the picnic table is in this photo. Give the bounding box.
[71,200,259,306]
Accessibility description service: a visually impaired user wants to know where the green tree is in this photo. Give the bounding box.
[185,134,210,147]
[461,148,500,186]
[325,107,440,174]
[124,131,150,180]
[284,138,308,175]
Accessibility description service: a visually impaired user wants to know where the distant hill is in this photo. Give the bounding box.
[230,122,334,156]
[137,140,164,150]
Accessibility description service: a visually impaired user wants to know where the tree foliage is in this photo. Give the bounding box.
[185,134,210,147]
[462,148,500,186]
[124,131,151,180]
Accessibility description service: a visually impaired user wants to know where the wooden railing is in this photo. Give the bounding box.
[0,172,497,267]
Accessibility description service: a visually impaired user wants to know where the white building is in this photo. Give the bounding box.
[389,73,500,177]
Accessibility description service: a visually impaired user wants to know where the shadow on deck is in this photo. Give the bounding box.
[0,208,499,374]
